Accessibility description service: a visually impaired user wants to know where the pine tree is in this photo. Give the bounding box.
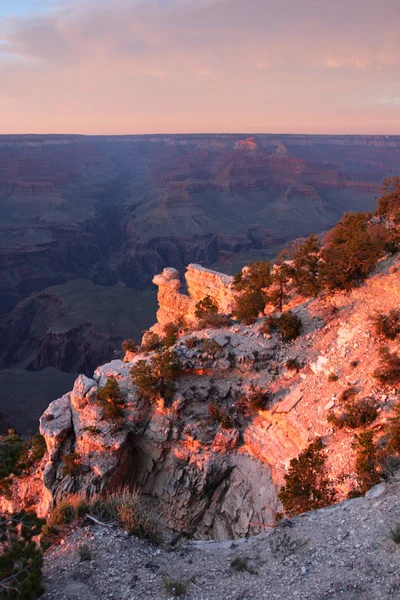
[130,349,182,403]
[0,510,45,600]
[291,234,321,297]
[278,438,336,517]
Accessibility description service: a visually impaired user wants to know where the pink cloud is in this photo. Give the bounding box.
[0,0,399,134]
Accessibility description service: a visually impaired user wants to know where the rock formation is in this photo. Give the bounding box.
[3,253,400,542]
[150,264,236,335]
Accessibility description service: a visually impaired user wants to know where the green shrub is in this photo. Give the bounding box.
[162,322,179,348]
[162,574,189,597]
[130,349,182,403]
[246,385,270,411]
[372,310,400,341]
[286,358,303,372]
[385,401,400,453]
[327,398,378,430]
[278,438,337,517]
[387,522,400,544]
[195,296,218,319]
[340,386,357,403]
[234,289,266,325]
[350,431,380,496]
[319,212,385,291]
[376,176,400,219]
[61,453,82,478]
[262,312,302,341]
[373,347,400,387]
[199,339,221,357]
[121,339,137,353]
[98,377,124,421]
[233,261,272,294]
[328,372,339,382]
[29,434,47,464]
[0,510,45,600]
[78,543,92,562]
[291,234,322,297]
[208,404,233,429]
[141,332,162,352]
[184,336,198,349]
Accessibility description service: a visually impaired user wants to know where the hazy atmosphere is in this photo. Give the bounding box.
[1,0,400,134]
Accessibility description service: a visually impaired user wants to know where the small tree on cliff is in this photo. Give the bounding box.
[376,176,400,220]
[278,438,337,517]
[130,349,182,404]
[0,510,45,600]
[319,212,384,291]
[232,261,272,324]
[233,260,272,294]
[291,234,322,297]
[98,377,124,420]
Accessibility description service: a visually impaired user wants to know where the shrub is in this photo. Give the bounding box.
[387,522,400,544]
[198,313,231,329]
[107,488,156,539]
[61,453,82,478]
[162,322,180,348]
[141,332,161,352]
[184,337,198,349]
[246,385,270,411]
[130,349,182,403]
[350,360,359,368]
[286,358,303,372]
[195,296,218,319]
[328,372,339,382]
[327,398,378,430]
[0,510,45,600]
[385,400,400,453]
[291,234,322,297]
[340,386,357,403]
[233,261,272,294]
[350,431,380,496]
[234,289,266,325]
[262,312,302,341]
[372,310,400,341]
[121,339,137,353]
[207,404,233,429]
[98,377,124,421]
[319,212,385,291]
[199,339,221,358]
[373,347,400,387]
[375,176,400,220]
[278,438,337,517]
[0,431,24,494]
[162,574,189,597]
[78,543,92,562]
[29,434,47,464]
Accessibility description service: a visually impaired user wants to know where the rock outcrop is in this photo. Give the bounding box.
[4,254,400,543]
[150,264,236,336]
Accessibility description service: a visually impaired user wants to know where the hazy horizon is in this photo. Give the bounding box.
[1,0,399,135]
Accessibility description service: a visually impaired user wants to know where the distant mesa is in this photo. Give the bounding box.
[233,136,259,151]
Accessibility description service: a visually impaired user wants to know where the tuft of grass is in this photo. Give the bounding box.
[78,543,92,562]
[162,574,189,597]
[48,488,157,540]
[230,557,257,574]
[388,522,400,544]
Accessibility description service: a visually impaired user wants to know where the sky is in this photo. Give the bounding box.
[0,0,399,135]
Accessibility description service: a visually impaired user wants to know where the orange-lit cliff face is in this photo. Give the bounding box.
[3,257,400,540]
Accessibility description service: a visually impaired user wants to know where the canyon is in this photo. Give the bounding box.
[4,256,400,544]
[1,133,400,433]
